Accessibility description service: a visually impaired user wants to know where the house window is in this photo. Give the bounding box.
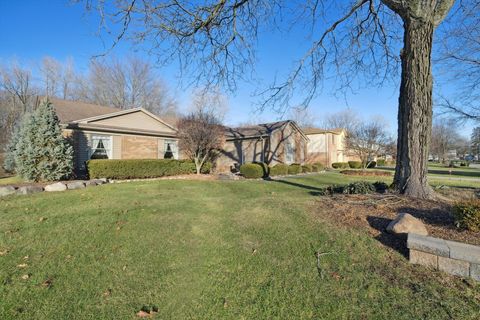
[90,135,112,159]
[285,140,295,164]
[164,140,178,159]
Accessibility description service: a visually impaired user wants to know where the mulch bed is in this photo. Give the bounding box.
[310,193,480,256]
[340,170,392,176]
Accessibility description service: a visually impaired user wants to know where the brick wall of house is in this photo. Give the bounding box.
[121,136,158,159]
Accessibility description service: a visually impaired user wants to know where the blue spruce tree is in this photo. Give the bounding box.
[14,99,74,181]
[3,120,23,173]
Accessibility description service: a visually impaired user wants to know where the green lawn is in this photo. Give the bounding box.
[0,176,23,186]
[377,162,480,180]
[0,175,479,319]
[312,170,480,189]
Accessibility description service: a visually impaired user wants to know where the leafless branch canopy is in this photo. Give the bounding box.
[83,0,277,91]
[434,1,480,121]
[82,0,405,114]
[177,109,225,173]
[345,117,391,168]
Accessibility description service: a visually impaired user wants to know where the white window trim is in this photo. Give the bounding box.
[89,135,113,159]
[164,139,179,160]
[285,140,295,164]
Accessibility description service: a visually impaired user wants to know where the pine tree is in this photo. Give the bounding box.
[3,121,22,173]
[14,99,74,181]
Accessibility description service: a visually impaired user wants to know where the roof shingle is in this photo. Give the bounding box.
[49,97,120,124]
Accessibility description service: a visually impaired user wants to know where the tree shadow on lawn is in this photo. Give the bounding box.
[366,216,409,258]
[268,178,327,192]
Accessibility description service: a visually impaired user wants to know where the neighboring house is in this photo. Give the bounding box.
[52,98,179,174]
[216,120,309,172]
[447,149,458,160]
[303,127,359,166]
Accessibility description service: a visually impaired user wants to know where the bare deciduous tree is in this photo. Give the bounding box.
[0,61,38,149]
[189,88,229,121]
[346,118,391,169]
[321,108,360,133]
[430,118,464,162]
[0,61,36,113]
[40,56,62,98]
[84,56,178,116]
[81,0,465,197]
[289,106,316,128]
[61,57,76,100]
[430,119,454,162]
[177,111,225,174]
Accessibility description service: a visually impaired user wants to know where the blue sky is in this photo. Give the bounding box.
[0,0,472,137]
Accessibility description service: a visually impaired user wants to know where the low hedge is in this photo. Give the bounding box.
[240,163,264,179]
[288,163,302,174]
[348,161,362,169]
[252,162,270,177]
[376,159,386,166]
[453,200,480,232]
[316,181,389,196]
[332,162,349,169]
[302,164,313,173]
[313,162,325,171]
[87,159,211,179]
[270,164,289,176]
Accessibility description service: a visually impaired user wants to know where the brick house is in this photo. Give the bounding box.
[303,127,360,166]
[216,121,309,172]
[52,99,309,174]
[52,98,179,175]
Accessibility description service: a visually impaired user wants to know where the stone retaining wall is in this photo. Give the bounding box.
[407,233,480,281]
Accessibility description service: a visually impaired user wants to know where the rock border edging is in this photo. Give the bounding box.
[0,178,108,197]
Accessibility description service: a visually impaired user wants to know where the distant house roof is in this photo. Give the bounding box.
[302,127,345,135]
[225,120,308,140]
[49,97,121,124]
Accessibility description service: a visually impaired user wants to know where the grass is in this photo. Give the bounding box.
[0,176,23,186]
[301,170,480,189]
[378,162,480,179]
[1,176,479,319]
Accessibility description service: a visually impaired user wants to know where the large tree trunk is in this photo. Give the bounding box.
[394,18,435,199]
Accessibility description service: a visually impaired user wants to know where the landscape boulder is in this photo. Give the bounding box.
[84,180,98,187]
[44,182,67,192]
[386,213,428,236]
[67,181,85,190]
[91,179,107,185]
[16,185,43,195]
[0,186,16,197]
